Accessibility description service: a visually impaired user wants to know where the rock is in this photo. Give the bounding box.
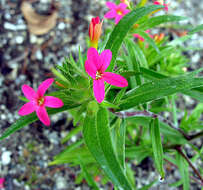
[15,36,24,44]
[58,22,66,30]
[35,49,43,60]
[30,34,37,44]
[1,151,12,165]
[56,176,67,189]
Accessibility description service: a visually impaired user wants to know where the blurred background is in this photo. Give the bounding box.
[0,0,202,189]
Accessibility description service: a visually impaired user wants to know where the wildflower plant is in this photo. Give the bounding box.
[1,0,203,189]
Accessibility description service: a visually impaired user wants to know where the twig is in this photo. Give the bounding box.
[164,159,203,186]
[175,146,203,184]
[109,109,190,140]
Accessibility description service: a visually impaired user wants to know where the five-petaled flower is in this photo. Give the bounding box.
[153,0,168,11]
[18,78,64,126]
[104,2,130,24]
[85,48,128,103]
[89,16,103,49]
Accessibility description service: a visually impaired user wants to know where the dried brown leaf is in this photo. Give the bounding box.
[21,1,58,35]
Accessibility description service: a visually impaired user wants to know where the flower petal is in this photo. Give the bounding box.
[85,60,97,79]
[106,1,117,9]
[103,72,128,87]
[18,102,36,116]
[123,9,130,15]
[37,78,54,96]
[44,96,64,108]
[118,3,128,9]
[104,10,116,19]
[22,85,37,101]
[87,48,102,70]
[93,79,105,103]
[99,49,112,72]
[115,15,123,24]
[36,106,50,126]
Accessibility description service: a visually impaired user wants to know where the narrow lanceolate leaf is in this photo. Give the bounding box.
[112,118,126,170]
[118,74,203,111]
[105,5,163,72]
[140,67,203,102]
[139,15,187,30]
[0,103,80,141]
[150,118,165,179]
[79,157,100,190]
[188,24,203,35]
[83,103,133,190]
[176,152,190,190]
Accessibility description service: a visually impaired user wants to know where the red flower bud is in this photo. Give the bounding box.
[89,16,103,49]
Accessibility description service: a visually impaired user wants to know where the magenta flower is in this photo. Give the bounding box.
[18,78,64,126]
[0,178,5,189]
[104,2,130,24]
[85,48,128,103]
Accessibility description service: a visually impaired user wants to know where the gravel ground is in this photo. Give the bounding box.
[0,0,202,190]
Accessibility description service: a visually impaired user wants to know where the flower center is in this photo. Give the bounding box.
[116,9,123,15]
[37,97,45,106]
[95,71,103,80]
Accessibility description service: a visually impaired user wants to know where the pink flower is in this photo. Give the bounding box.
[154,0,168,11]
[0,178,5,189]
[18,78,64,126]
[104,2,130,24]
[134,30,153,41]
[85,48,128,103]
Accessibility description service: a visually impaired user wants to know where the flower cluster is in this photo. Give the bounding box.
[18,0,169,126]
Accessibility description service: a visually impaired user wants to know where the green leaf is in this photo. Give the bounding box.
[149,118,165,179]
[188,24,203,35]
[83,104,133,190]
[176,152,190,190]
[0,103,80,141]
[133,30,160,53]
[139,15,187,30]
[140,67,203,102]
[79,157,100,190]
[61,125,83,144]
[105,5,164,72]
[112,118,126,170]
[50,146,95,166]
[113,87,127,104]
[126,145,152,164]
[148,47,174,66]
[127,116,187,145]
[118,74,203,110]
[124,39,141,87]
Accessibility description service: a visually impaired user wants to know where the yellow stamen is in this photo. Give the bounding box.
[95,71,103,80]
[38,97,45,106]
[117,10,123,15]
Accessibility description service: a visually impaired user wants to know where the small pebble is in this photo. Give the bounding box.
[35,49,43,60]
[15,36,24,44]
[1,114,6,120]
[30,35,37,44]
[56,176,67,189]
[58,22,66,30]
[1,151,12,165]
